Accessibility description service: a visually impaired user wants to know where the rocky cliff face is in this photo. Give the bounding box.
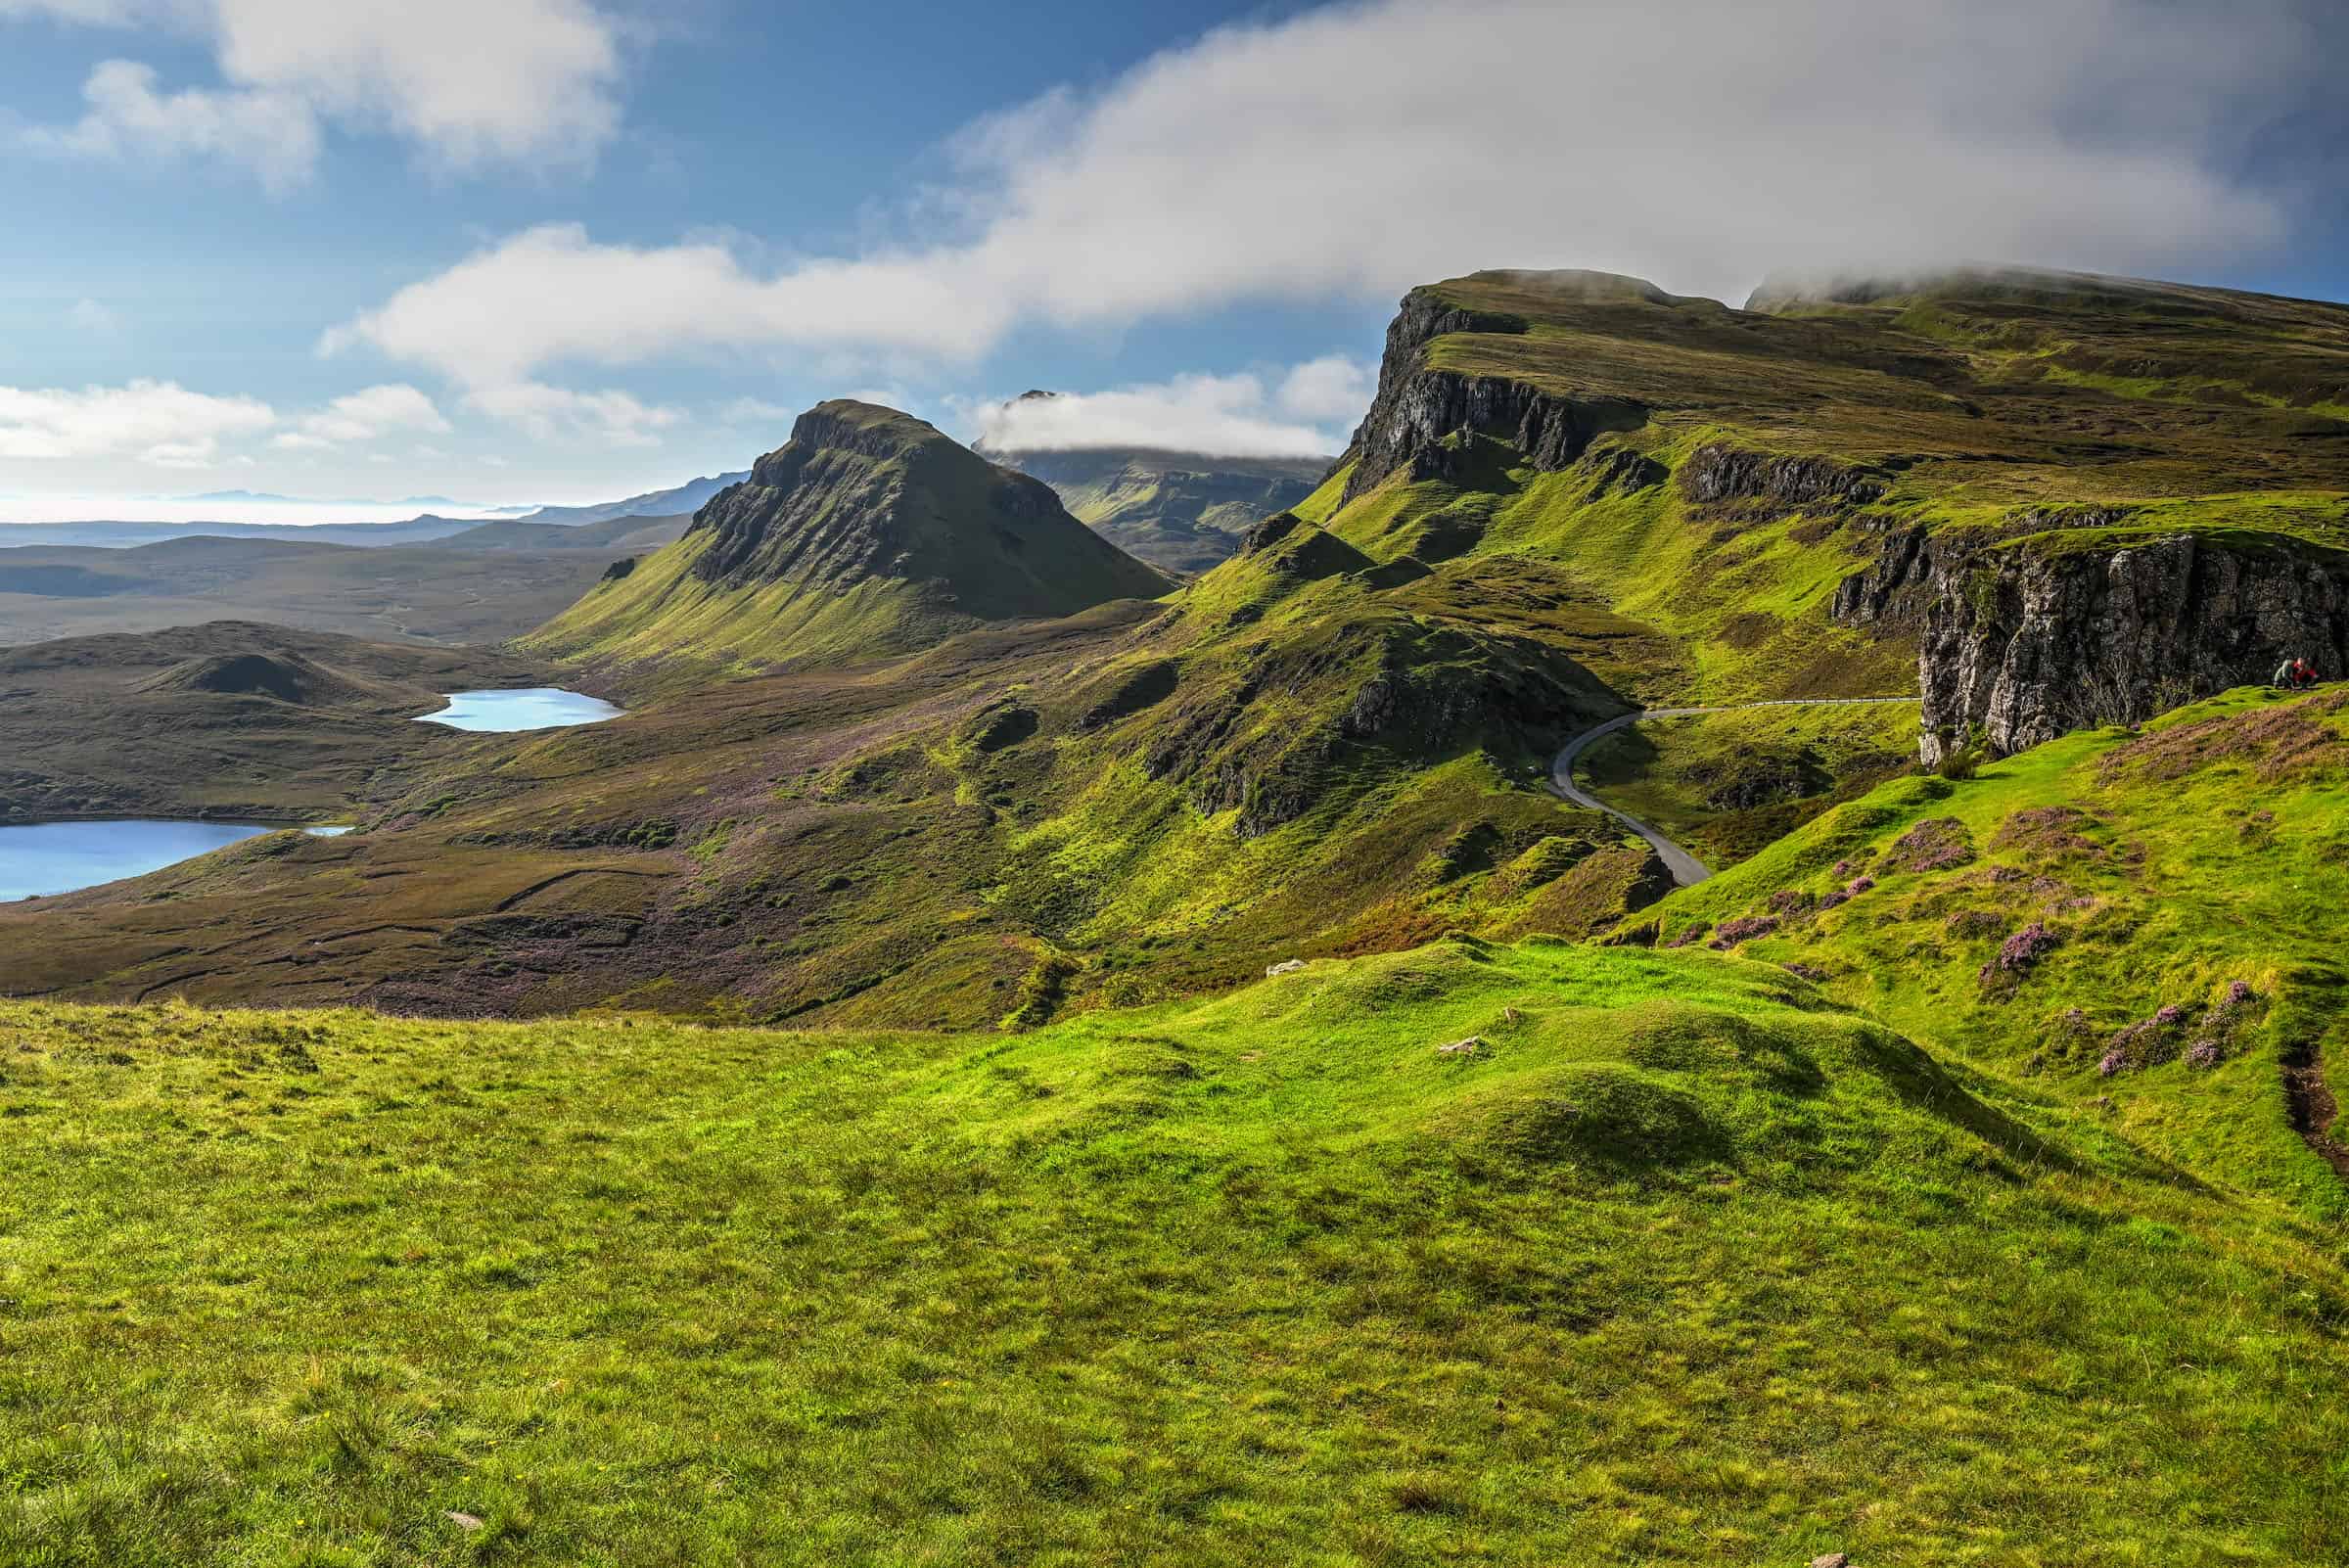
[1679,442,1884,511]
[1835,528,2349,761]
[1338,287,1646,503]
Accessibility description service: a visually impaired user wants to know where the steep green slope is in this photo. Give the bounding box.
[6,940,2345,1564]
[1631,685,2349,1215]
[533,402,1170,673]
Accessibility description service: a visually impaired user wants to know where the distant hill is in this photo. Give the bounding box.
[438,513,692,554]
[533,401,1170,671]
[974,393,1331,575]
[519,473,750,528]
[0,515,485,550]
[0,621,547,822]
[986,445,1330,575]
[0,528,652,648]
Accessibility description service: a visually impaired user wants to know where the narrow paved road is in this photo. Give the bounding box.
[1547,698,1922,888]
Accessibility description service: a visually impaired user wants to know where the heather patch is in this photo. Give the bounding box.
[1992,805,2105,861]
[1979,921,2062,995]
[2096,690,2349,787]
[2099,984,2265,1076]
[1884,816,1974,874]
[1710,914,1779,948]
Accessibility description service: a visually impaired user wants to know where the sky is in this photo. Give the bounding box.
[0,0,2343,522]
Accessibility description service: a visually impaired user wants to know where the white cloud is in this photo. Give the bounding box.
[0,379,275,464]
[68,298,121,333]
[463,380,682,446]
[271,383,449,449]
[25,58,319,191]
[971,369,1349,459]
[324,0,2325,384]
[6,0,624,182]
[324,223,1005,386]
[1274,356,1374,425]
[717,397,800,427]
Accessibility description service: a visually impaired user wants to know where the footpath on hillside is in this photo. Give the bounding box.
[1547,698,1922,888]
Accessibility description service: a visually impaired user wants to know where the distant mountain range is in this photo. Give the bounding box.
[516,472,750,528]
[166,489,519,511]
[0,474,741,552]
[9,438,1319,574]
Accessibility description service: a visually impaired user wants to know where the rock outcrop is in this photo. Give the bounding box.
[1679,442,1884,511]
[1338,284,1648,503]
[1842,530,2349,761]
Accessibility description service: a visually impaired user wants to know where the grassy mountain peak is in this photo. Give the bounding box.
[530,400,1170,676]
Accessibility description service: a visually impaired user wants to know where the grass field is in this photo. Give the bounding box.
[5,939,2347,1565]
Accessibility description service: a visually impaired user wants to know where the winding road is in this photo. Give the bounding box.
[1547,698,1923,888]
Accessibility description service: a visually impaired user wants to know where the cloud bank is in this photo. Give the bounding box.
[971,360,1370,458]
[0,379,274,465]
[327,0,2331,388]
[272,384,449,451]
[6,0,625,184]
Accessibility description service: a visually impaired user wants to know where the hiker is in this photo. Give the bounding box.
[2276,657,2318,691]
[2275,657,2298,689]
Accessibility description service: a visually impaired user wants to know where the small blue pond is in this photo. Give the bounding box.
[413,688,623,732]
[1,819,278,902]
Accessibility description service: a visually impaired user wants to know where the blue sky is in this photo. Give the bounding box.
[0,0,2342,520]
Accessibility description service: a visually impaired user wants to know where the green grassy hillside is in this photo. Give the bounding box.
[1300,267,2349,718]
[1632,685,2349,1214]
[1576,703,1921,868]
[14,270,2349,1028]
[533,402,1170,676]
[6,939,2345,1564]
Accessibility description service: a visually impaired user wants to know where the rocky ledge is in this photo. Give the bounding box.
[1837,526,2349,761]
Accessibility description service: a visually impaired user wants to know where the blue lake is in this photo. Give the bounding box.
[1,819,278,901]
[414,688,623,732]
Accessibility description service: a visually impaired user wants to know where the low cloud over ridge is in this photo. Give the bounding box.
[970,361,1367,458]
[326,0,2334,388]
